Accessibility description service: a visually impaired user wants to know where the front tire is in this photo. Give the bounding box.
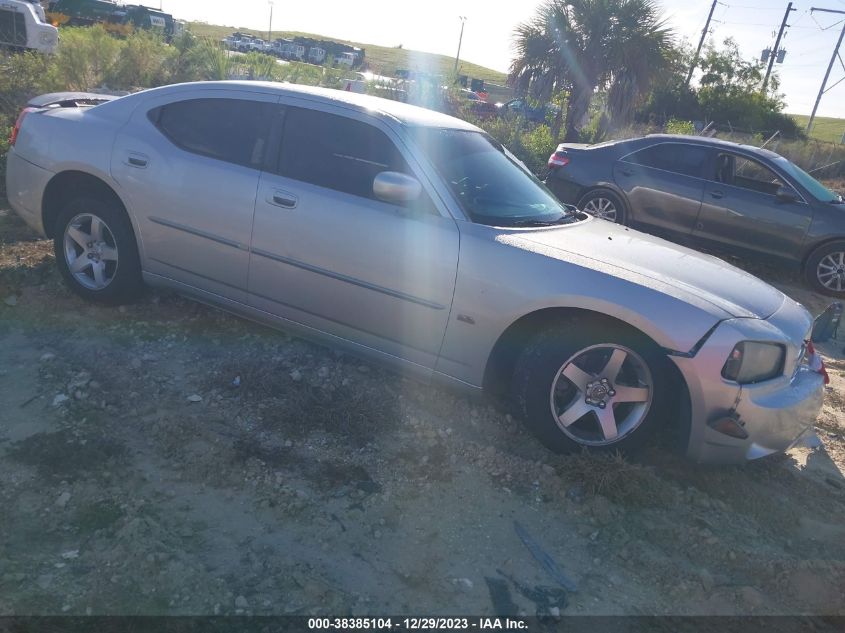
[512,320,669,455]
[578,189,626,224]
[53,196,142,305]
[805,240,845,297]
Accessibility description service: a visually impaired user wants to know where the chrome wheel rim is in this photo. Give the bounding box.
[817,251,845,292]
[549,344,653,446]
[63,213,119,291]
[583,197,618,222]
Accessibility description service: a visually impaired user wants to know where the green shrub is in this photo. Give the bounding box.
[54,26,122,91]
[108,30,177,89]
[665,118,694,135]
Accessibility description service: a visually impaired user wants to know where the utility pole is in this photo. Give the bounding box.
[685,0,719,87]
[807,7,845,132]
[763,2,796,91]
[454,16,467,75]
[268,0,274,42]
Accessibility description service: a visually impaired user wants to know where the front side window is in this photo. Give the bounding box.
[624,143,710,178]
[277,107,413,201]
[150,98,274,169]
[715,152,789,196]
[412,128,573,227]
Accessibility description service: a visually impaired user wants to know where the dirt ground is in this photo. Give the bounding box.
[1,206,844,617]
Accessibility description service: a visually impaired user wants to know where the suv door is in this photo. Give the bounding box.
[111,91,277,302]
[613,142,711,236]
[248,104,460,370]
[693,151,812,258]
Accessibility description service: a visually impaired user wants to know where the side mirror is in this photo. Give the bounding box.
[373,171,422,204]
[776,186,798,203]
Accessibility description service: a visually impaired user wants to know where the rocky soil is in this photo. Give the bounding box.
[1,207,844,617]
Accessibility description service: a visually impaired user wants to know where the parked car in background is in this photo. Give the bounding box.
[458,89,497,120]
[545,134,845,297]
[5,82,826,464]
[0,0,59,54]
[497,98,559,124]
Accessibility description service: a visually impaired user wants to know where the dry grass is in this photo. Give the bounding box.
[557,451,675,507]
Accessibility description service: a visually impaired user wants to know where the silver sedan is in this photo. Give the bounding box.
[5,81,826,463]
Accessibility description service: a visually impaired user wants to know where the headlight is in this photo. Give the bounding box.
[722,342,785,384]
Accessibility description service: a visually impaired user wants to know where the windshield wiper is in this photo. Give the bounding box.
[510,214,571,227]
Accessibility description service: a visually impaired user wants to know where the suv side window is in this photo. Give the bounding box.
[714,152,788,196]
[149,98,274,169]
[277,107,418,201]
[624,143,710,178]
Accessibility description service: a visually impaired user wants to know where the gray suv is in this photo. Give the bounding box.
[5,83,826,463]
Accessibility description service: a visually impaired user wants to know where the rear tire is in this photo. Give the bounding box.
[511,319,669,455]
[805,240,845,297]
[578,189,626,225]
[53,196,143,305]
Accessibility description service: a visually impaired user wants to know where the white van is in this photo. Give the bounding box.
[0,0,58,54]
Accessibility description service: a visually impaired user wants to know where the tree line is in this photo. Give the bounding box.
[510,0,804,142]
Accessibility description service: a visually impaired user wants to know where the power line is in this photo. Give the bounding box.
[807,6,845,132]
[764,2,796,91]
[686,0,721,87]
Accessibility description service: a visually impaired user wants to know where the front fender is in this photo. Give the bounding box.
[435,222,726,387]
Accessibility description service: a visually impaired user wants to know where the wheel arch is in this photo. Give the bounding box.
[42,170,130,239]
[801,236,845,268]
[482,306,691,444]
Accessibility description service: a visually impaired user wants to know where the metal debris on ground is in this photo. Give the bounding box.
[497,569,568,616]
[484,576,519,617]
[513,520,578,592]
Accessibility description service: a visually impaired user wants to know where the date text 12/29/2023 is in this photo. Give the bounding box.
[307,617,529,630]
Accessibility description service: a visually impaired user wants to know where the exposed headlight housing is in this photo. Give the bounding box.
[722,342,785,384]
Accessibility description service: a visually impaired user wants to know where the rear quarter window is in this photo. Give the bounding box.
[148,98,274,169]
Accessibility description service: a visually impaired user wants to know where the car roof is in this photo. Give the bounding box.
[640,134,782,160]
[107,81,481,132]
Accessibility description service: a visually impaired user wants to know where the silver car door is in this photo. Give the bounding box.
[111,89,278,302]
[248,103,460,370]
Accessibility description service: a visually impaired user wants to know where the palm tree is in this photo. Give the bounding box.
[510,0,672,141]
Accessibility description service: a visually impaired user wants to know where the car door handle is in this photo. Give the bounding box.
[619,167,634,177]
[710,190,724,199]
[126,153,149,168]
[268,190,297,209]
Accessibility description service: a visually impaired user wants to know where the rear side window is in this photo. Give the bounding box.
[149,98,274,169]
[277,107,411,200]
[624,143,710,178]
[0,9,27,46]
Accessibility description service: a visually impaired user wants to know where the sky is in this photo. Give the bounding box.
[159,0,845,118]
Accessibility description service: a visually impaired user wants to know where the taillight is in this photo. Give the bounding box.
[9,107,35,147]
[548,150,570,169]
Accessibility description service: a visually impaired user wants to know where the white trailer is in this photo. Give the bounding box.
[0,0,59,54]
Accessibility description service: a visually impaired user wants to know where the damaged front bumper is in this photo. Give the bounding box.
[673,298,825,464]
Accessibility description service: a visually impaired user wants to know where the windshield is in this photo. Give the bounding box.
[775,157,841,202]
[412,128,574,226]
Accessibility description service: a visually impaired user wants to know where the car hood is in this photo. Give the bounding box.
[512,218,786,319]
